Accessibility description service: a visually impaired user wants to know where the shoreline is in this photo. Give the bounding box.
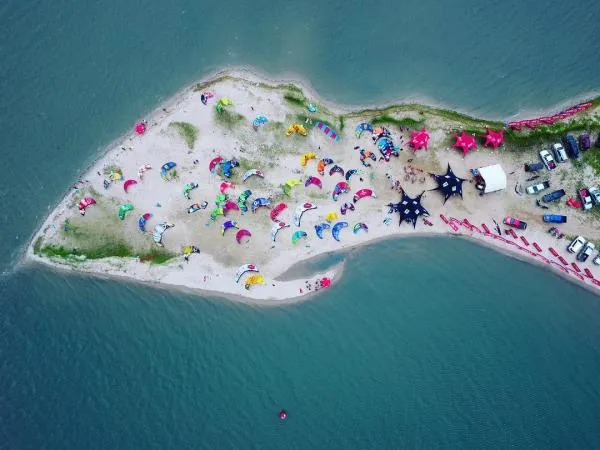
[24,68,600,303]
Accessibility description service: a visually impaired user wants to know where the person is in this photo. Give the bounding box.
[184,254,189,262]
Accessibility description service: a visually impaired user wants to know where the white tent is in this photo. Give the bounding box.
[477,164,506,193]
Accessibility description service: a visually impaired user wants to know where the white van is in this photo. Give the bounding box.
[551,143,568,162]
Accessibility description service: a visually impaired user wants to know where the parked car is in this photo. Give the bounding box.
[594,253,600,265]
[551,143,568,162]
[580,133,591,150]
[568,236,587,253]
[596,132,600,149]
[577,242,596,262]
[564,134,581,159]
[542,189,566,203]
[524,161,544,172]
[589,186,600,206]
[578,188,593,210]
[526,180,550,194]
[539,150,557,170]
[503,216,527,230]
[543,214,567,223]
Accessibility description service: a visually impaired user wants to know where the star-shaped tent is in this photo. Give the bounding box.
[452,131,477,156]
[429,164,466,203]
[408,128,430,153]
[483,128,504,149]
[387,190,430,228]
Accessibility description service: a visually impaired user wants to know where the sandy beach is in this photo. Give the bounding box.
[26,69,600,303]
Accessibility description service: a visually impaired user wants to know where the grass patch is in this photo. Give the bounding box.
[61,219,85,238]
[263,121,284,133]
[582,149,600,176]
[138,249,177,265]
[33,236,43,255]
[371,115,424,129]
[103,164,121,176]
[505,118,600,150]
[339,115,345,131]
[283,91,306,107]
[40,241,176,265]
[215,109,245,127]
[41,241,133,260]
[169,121,198,149]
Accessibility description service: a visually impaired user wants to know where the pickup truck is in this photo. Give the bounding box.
[524,162,544,172]
[543,214,567,223]
[526,180,550,194]
[503,216,527,230]
[539,150,557,170]
[568,236,587,253]
[542,189,566,203]
[577,242,595,262]
[578,188,593,210]
[588,186,600,206]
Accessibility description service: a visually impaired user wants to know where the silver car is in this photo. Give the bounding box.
[551,143,568,162]
[568,236,586,253]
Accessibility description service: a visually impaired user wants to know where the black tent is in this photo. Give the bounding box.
[387,190,430,228]
[429,164,466,203]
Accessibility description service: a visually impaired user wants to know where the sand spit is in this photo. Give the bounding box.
[27,70,600,303]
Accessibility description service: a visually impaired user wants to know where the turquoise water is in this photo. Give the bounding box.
[2,0,600,447]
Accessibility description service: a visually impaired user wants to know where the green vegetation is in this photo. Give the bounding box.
[137,249,177,265]
[61,219,85,238]
[263,121,284,132]
[505,117,600,149]
[582,148,600,176]
[163,168,179,181]
[103,164,121,176]
[39,241,176,265]
[371,115,424,128]
[339,115,345,131]
[169,121,198,149]
[215,109,245,127]
[283,90,307,107]
[33,236,43,255]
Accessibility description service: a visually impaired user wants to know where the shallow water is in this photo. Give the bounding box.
[2,0,600,447]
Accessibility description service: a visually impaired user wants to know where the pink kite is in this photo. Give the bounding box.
[320,277,331,288]
[236,229,251,244]
[483,129,504,149]
[135,122,146,135]
[209,156,223,174]
[408,128,430,152]
[124,179,138,193]
[452,131,477,156]
[220,181,235,194]
[223,201,239,213]
[78,196,96,215]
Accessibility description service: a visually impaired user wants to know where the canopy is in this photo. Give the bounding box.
[387,191,429,228]
[483,129,504,149]
[429,164,466,203]
[314,122,340,141]
[452,131,477,156]
[408,128,430,152]
[285,124,307,136]
[216,98,233,112]
[355,122,373,138]
[477,164,507,193]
